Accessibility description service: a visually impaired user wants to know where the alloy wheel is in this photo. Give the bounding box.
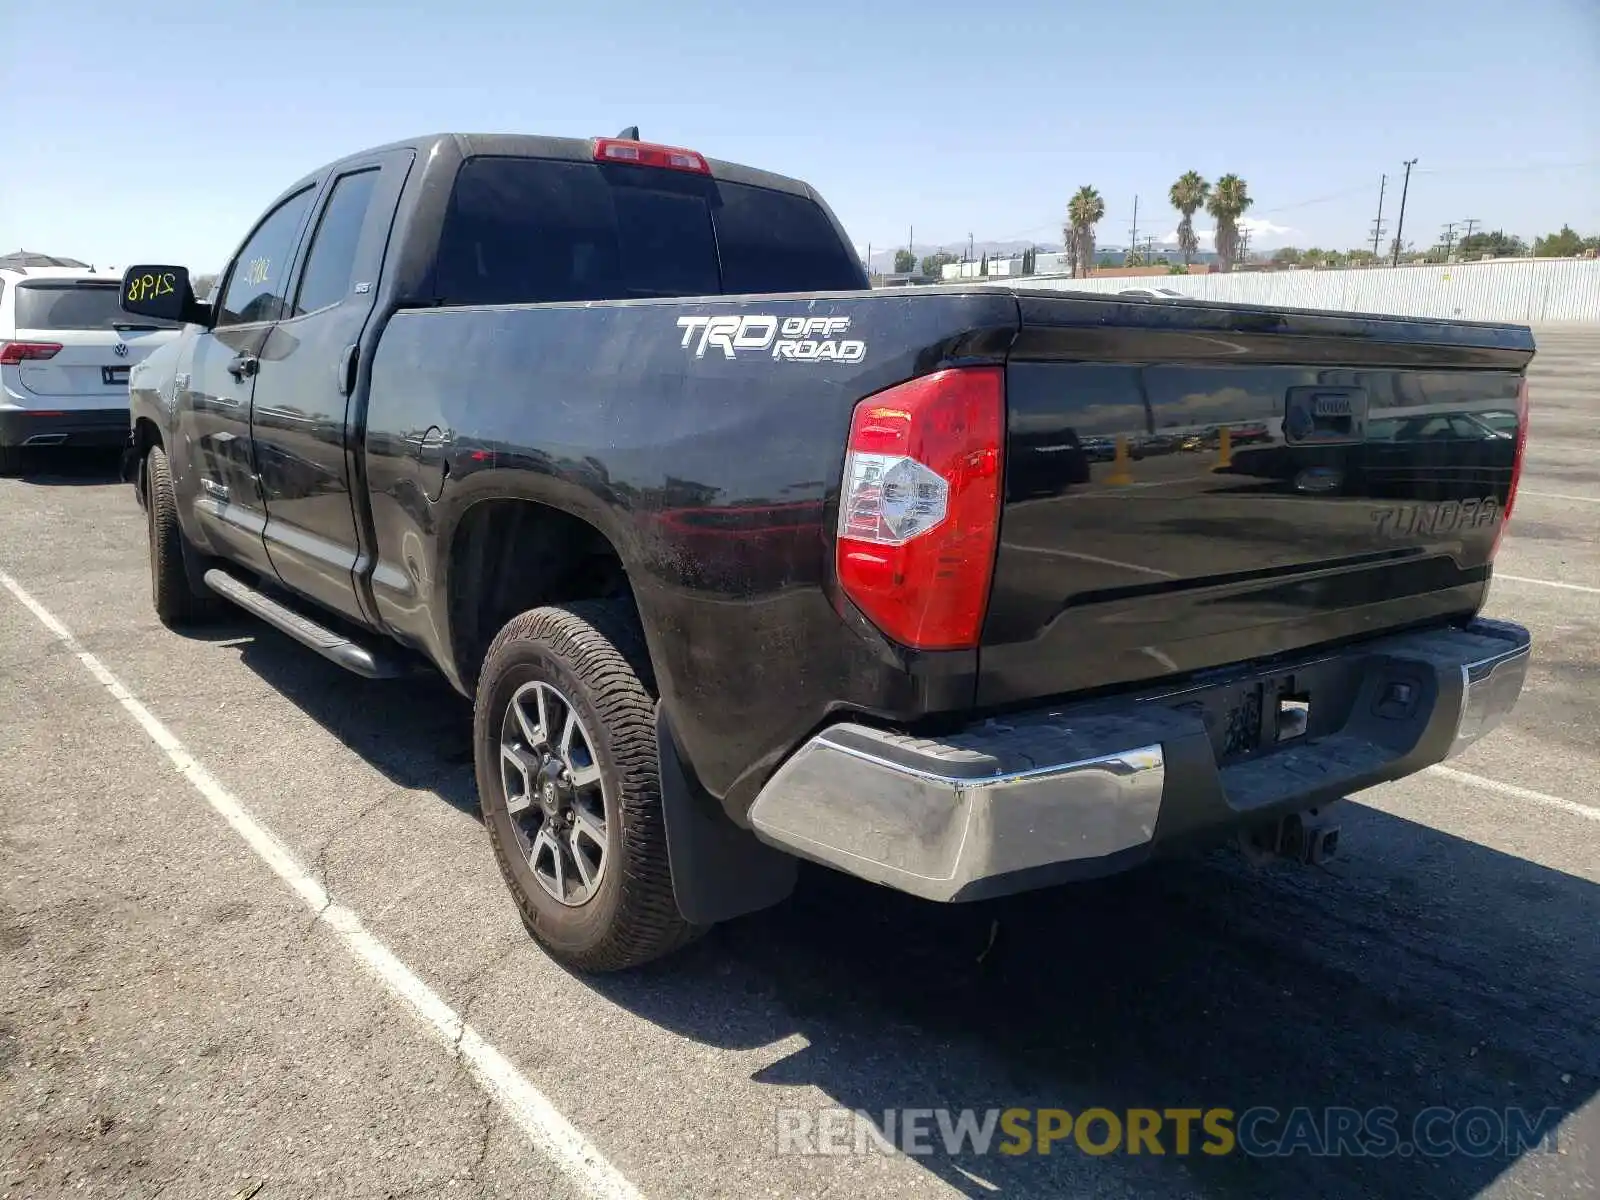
[498,680,609,907]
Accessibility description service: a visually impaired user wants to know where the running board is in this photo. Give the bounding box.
[203,569,409,680]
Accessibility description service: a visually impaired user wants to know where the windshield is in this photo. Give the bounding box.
[14,281,180,331]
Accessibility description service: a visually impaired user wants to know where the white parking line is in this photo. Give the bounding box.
[0,570,644,1200]
[1426,764,1600,823]
[1520,490,1600,504]
[1494,574,1600,595]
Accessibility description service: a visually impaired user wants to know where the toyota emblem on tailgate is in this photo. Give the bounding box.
[113,342,129,358]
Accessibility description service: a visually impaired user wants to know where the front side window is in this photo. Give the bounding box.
[217,186,316,327]
[292,169,381,317]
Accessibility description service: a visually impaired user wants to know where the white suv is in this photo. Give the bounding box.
[0,266,182,471]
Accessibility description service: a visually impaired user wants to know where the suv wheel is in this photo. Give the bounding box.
[144,445,222,626]
[474,600,700,972]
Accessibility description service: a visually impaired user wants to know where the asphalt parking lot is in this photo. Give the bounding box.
[2,328,1597,1200]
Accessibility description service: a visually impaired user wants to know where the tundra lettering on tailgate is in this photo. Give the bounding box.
[676,315,867,363]
[1371,497,1500,538]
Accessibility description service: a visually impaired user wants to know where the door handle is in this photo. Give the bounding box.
[226,354,259,380]
[336,344,359,396]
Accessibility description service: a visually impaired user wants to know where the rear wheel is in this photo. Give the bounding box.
[145,445,222,626]
[474,600,701,972]
[0,445,21,475]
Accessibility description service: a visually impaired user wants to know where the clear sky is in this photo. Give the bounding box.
[2,0,1596,271]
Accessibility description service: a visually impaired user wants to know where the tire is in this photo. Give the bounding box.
[0,445,21,475]
[474,599,701,972]
[145,445,222,626]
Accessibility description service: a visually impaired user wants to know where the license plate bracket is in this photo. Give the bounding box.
[1178,672,1309,764]
[1218,683,1266,761]
[102,366,130,385]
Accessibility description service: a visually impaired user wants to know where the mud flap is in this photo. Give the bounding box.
[657,704,797,926]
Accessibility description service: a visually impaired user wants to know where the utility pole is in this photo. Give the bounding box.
[1369,173,1387,257]
[908,226,914,270]
[1238,225,1253,265]
[1129,195,1140,265]
[967,231,973,263]
[1460,217,1479,257]
[1391,158,1418,266]
[866,242,872,276]
[1439,222,1458,260]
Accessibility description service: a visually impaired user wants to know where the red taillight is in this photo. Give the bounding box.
[592,137,710,175]
[835,367,1004,650]
[0,341,62,365]
[1491,376,1530,560]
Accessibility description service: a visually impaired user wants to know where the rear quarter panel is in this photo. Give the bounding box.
[364,289,1019,809]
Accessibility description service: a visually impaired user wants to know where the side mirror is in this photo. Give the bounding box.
[120,264,211,326]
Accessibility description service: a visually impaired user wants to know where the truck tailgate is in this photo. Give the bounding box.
[978,294,1533,707]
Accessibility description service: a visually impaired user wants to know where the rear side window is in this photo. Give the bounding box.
[218,186,316,327]
[292,168,381,317]
[15,282,178,330]
[434,157,863,306]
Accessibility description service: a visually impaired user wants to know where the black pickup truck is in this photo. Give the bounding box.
[120,131,1534,972]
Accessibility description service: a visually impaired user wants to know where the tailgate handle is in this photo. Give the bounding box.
[1284,386,1366,445]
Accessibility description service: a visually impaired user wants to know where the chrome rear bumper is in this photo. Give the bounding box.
[748,618,1531,901]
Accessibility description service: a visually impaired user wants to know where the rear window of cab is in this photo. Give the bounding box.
[434,157,866,306]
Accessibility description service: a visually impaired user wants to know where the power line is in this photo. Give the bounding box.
[1412,159,1600,176]
[1253,182,1379,216]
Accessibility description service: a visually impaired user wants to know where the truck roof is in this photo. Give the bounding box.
[304,132,815,201]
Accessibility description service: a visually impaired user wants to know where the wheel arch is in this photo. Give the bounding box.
[441,491,650,695]
[129,416,164,504]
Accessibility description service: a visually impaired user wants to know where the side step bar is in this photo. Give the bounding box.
[203,569,410,680]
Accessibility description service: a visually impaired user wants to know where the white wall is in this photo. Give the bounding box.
[1003,259,1600,324]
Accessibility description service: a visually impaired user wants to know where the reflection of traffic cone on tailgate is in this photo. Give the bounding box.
[1107,435,1134,485]
[1212,425,1232,472]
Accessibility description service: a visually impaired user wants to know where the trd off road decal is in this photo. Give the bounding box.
[676,315,866,363]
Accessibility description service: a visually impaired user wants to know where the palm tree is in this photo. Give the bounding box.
[1065,186,1106,279]
[1169,171,1210,269]
[1206,174,1253,272]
